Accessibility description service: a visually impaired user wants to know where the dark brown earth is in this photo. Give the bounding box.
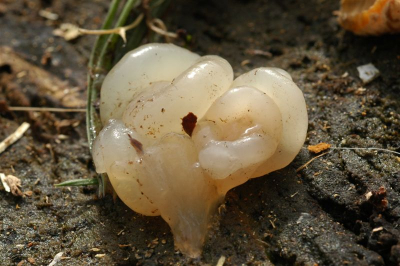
[1,0,399,265]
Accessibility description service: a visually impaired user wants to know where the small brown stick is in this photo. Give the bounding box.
[8,106,86,112]
[78,13,145,43]
[296,151,330,173]
[0,122,30,154]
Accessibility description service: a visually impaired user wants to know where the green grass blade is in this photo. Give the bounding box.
[55,178,99,187]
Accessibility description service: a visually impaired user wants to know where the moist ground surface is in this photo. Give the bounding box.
[0,0,399,265]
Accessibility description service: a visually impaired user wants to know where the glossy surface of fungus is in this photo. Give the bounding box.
[338,0,400,35]
[92,43,308,257]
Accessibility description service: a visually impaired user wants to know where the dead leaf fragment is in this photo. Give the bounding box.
[308,143,332,154]
[0,173,23,196]
[7,175,23,196]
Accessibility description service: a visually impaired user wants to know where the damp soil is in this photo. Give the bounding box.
[1,0,400,265]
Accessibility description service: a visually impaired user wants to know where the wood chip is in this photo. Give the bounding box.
[216,256,226,266]
[308,143,331,153]
[372,226,383,233]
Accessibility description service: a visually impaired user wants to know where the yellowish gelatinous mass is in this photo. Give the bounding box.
[92,43,308,257]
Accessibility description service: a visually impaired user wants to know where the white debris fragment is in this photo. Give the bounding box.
[365,191,373,200]
[39,10,59,21]
[48,252,63,266]
[53,23,81,41]
[357,63,380,84]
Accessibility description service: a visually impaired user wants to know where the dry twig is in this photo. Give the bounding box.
[8,106,86,113]
[0,122,30,154]
[330,147,400,156]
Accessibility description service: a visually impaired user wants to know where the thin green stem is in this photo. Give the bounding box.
[84,0,172,197]
[86,0,122,151]
[96,0,138,70]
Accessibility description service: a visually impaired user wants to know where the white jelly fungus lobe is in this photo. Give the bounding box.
[92,43,308,258]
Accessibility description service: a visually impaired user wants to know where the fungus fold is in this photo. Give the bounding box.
[92,43,308,257]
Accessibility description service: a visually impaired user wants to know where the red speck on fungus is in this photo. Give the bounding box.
[181,112,197,137]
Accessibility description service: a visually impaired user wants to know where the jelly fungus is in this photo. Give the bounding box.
[93,43,308,257]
